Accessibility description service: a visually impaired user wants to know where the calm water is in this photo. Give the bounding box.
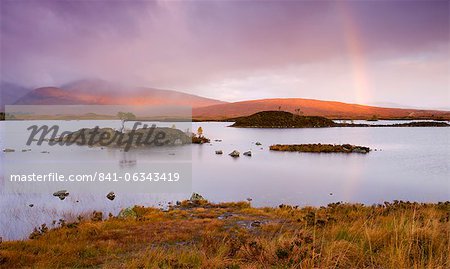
[1,120,449,240]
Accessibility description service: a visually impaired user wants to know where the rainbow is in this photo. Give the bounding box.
[337,2,372,105]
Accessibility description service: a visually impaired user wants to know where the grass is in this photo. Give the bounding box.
[0,200,449,268]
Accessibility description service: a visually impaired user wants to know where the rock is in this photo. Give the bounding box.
[106,192,116,201]
[29,204,34,207]
[215,150,223,155]
[214,139,222,142]
[21,149,31,152]
[53,190,69,200]
[243,151,252,157]
[250,221,261,227]
[2,148,15,153]
[41,151,50,154]
[229,150,240,157]
[256,142,262,146]
[118,207,137,219]
[352,147,370,154]
[190,192,206,202]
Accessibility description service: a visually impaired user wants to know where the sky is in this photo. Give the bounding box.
[1,0,449,109]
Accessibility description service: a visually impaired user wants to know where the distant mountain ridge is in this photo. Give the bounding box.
[5,79,450,120]
[192,98,450,120]
[0,81,32,111]
[13,79,227,108]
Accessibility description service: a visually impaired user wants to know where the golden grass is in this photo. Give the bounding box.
[0,201,449,268]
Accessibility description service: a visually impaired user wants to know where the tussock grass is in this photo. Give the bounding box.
[0,201,449,268]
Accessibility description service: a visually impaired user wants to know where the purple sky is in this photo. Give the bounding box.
[1,0,449,108]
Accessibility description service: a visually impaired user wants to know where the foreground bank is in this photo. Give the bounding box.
[0,199,448,268]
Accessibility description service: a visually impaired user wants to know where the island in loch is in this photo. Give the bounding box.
[229,111,450,128]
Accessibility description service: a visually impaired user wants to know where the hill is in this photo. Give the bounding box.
[14,79,226,108]
[193,98,450,120]
[230,111,336,128]
[0,81,32,111]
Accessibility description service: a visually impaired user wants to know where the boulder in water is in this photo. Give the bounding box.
[106,192,116,201]
[53,190,69,200]
[229,150,240,157]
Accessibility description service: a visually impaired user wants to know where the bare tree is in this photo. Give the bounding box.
[117,112,136,132]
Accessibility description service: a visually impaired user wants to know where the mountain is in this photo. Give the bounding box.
[14,79,226,108]
[0,81,32,111]
[193,98,450,120]
[11,80,449,120]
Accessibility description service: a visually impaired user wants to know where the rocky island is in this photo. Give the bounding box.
[270,144,371,153]
[47,125,192,151]
[230,111,336,128]
[229,111,449,128]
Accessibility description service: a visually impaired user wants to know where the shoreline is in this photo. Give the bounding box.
[1,199,448,268]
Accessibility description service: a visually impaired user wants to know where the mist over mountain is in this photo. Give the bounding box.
[0,81,32,111]
[3,79,448,120]
[13,79,226,108]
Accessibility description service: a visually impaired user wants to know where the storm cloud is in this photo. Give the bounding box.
[1,0,448,108]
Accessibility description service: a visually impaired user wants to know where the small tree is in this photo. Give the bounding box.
[117,112,136,132]
[197,126,203,137]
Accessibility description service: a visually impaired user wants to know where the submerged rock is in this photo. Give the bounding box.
[255,142,262,146]
[229,150,240,157]
[243,151,252,157]
[215,150,223,155]
[53,190,69,200]
[2,148,15,153]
